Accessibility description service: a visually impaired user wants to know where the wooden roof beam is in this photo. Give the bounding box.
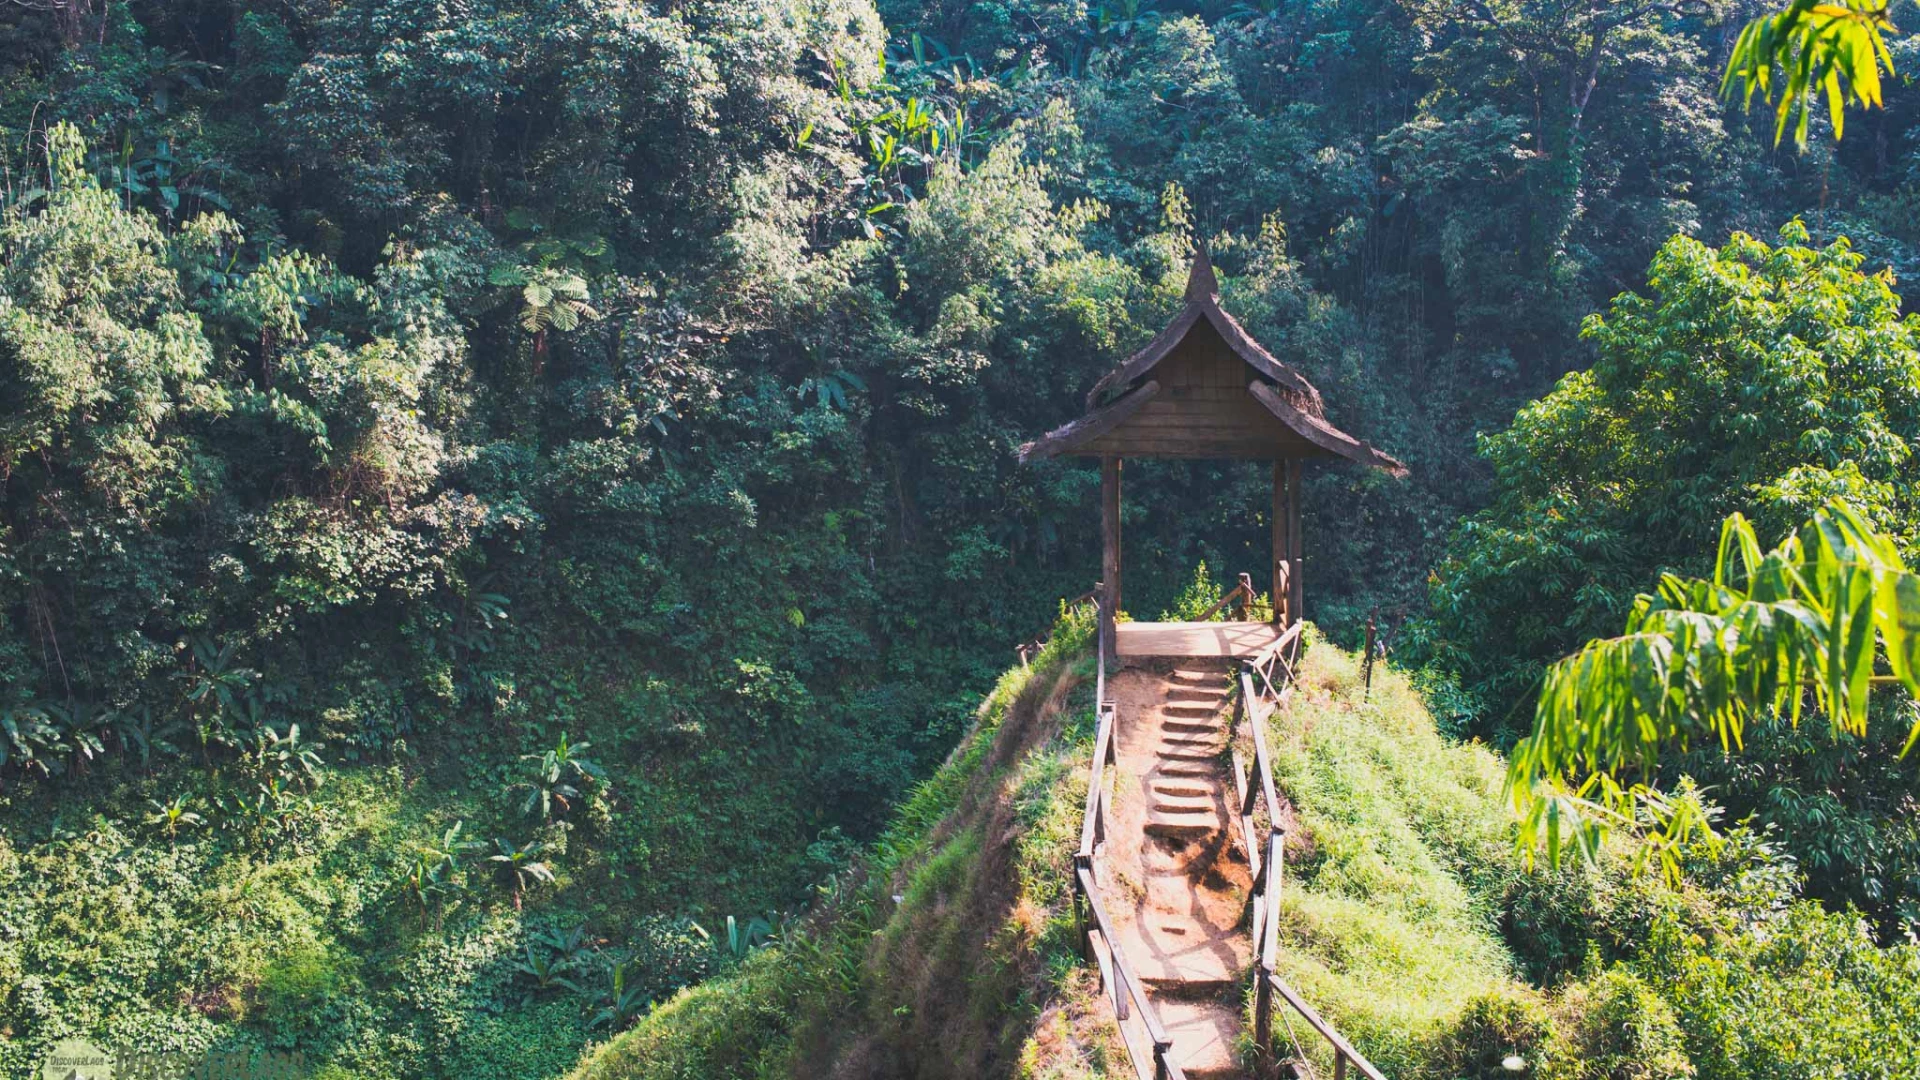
[1018,380,1162,463]
[1248,381,1408,477]
[1087,250,1324,414]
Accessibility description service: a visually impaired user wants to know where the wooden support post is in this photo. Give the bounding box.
[1271,460,1287,626]
[1286,458,1304,628]
[1074,853,1092,961]
[1101,456,1122,661]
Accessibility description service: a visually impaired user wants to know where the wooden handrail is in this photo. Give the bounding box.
[1065,590,1191,1080]
[1018,587,1101,667]
[1095,584,1109,718]
[1079,868,1170,1047]
[1079,866,1187,1080]
[1265,973,1389,1080]
[1240,670,1282,834]
[1192,572,1258,623]
[1233,617,1386,1080]
[1079,703,1116,859]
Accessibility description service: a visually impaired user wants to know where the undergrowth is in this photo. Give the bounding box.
[1263,631,1920,1080]
[573,623,1920,1080]
[569,602,1127,1080]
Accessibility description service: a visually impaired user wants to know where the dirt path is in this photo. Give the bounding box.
[1097,661,1252,1080]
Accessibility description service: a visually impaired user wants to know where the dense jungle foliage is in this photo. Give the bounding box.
[1,0,1918,1075]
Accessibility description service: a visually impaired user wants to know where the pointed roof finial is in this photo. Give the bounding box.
[1184,243,1219,302]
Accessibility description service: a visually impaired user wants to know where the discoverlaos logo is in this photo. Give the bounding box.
[40,1040,111,1080]
[40,1041,308,1080]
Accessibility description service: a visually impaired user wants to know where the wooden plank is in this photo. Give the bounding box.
[1115,621,1283,658]
[1103,408,1293,431]
[1090,441,1319,457]
[1161,383,1261,401]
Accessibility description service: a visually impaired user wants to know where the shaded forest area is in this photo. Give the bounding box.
[0,0,1917,1076]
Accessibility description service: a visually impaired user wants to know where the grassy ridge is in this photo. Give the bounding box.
[1263,634,1523,1072]
[1265,633,1920,1080]
[568,607,1129,1080]
[574,626,1920,1080]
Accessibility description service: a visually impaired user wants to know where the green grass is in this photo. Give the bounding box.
[1260,631,1526,1073]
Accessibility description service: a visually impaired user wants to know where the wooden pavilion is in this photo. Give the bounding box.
[1019,249,1407,659]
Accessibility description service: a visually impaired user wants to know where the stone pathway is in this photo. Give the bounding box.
[1099,662,1252,1080]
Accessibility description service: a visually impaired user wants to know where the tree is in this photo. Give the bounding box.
[1422,223,1920,735]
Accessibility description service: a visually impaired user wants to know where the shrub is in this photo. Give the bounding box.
[1549,969,1692,1080]
[1423,988,1558,1080]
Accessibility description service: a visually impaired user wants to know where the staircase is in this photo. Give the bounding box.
[1100,663,1253,1080]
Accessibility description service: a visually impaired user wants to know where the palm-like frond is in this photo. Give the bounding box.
[1722,0,1898,148]
[1511,499,1920,877]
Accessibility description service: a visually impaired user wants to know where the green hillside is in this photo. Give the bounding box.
[569,626,1920,1080]
[5,0,1920,1075]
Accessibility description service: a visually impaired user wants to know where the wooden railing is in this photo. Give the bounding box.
[1193,571,1256,622]
[1233,621,1388,1080]
[1072,584,1189,1080]
[1017,587,1100,668]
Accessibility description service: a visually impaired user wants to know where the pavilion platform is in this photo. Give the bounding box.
[1114,620,1283,659]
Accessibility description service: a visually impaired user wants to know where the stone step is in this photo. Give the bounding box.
[1132,910,1249,973]
[1159,747,1224,765]
[1167,684,1230,700]
[1161,734,1228,752]
[1145,808,1219,839]
[1168,669,1219,684]
[1164,718,1221,735]
[1154,996,1244,1080]
[1149,792,1220,816]
[1150,780,1213,799]
[1164,702,1224,718]
[1155,762,1218,779]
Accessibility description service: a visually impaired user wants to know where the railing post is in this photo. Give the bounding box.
[1101,456,1121,661]
[1362,612,1377,700]
[1255,970,1273,1056]
[1074,852,1093,961]
[1336,1050,1349,1080]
